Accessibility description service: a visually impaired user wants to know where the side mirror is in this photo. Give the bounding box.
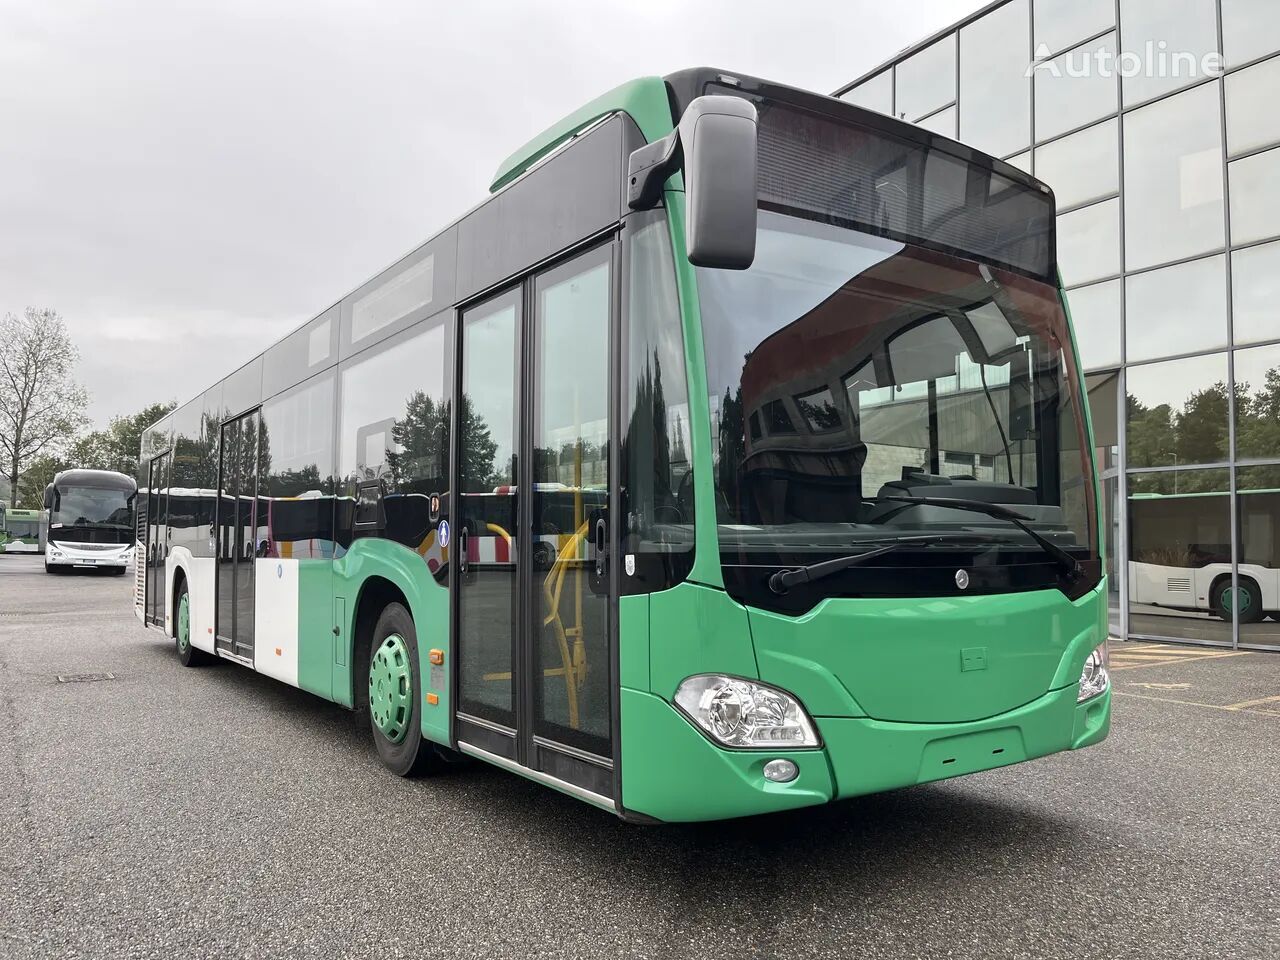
[42,486,54,510]
[627,95,758,270]
[680,96,758,269]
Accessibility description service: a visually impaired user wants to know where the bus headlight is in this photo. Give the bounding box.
[1077,643,1109,703]
[674,675,820,749]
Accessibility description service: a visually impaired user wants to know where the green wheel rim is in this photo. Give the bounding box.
[176,593,191,653]
[1219,585,1254,616]
[369,634,413,743]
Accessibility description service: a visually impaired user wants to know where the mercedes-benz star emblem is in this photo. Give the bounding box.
[955,569,970,590]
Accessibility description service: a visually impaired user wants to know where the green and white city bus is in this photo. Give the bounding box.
[137,68,1110,822]
[3,508,46,554]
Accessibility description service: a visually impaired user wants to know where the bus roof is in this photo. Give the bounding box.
[52,469,137,492]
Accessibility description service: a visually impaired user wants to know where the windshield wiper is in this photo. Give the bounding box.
[873,495,1083,583]
[768,533,1004,595]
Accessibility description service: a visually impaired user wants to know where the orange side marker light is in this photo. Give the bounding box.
[275,647,282,657]
[428,649,444,666]
[426,693,439,706]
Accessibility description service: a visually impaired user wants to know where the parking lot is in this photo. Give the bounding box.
[1,552,1277,960]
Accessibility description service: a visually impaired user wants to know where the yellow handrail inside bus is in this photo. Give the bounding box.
[542,519,590,729]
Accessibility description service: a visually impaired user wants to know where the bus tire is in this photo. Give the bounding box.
[366,602,444,777]
[1211,575,1265,624]
[174,580,211,667]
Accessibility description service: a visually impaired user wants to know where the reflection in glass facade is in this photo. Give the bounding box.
[838,0,1280,649]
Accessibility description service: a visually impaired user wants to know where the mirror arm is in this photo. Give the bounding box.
[626,129,681,210]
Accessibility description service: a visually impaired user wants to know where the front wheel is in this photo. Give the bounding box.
[174,581,212,666]
[367,602,446,777]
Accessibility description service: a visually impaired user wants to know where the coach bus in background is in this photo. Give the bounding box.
[136,68,1110,822]
[2,507,45,554]
[43,469,136,574]
[1129,487,1280,624]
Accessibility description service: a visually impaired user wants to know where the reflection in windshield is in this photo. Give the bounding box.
[698,212,1096,581]
[53,487,133,527]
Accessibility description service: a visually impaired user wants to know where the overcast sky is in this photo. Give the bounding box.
[0,0,980,428]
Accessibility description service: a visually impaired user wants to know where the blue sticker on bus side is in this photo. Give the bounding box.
[438,520,450,549]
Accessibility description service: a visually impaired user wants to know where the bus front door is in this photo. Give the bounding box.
[453,241,617,806]
[145,452,171,626]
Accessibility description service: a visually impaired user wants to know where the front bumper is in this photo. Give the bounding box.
[620,684,1110,823]
[46,547,131,568]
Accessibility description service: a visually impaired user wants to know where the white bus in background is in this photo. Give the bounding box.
[1129,488,1280,624]
[43,469,137,574]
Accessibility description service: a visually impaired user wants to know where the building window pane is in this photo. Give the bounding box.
[895,35,956,121]
[916,105,956,139]
[841,70,892,115]
[1123,82,1225,271]
[1119,0,1220,108]
[1007,150,1032,173]
[959,0,1031,157]
[1128,467,1233,643]
[1236,464,1280,647]
[1232,239,1280,346]
[1229,147,1280,246]
[1126,352,1230,468]
[1225,57,1280,158]
[1057,198,1121,286]
[1036,119,1119,210]
[1034,0,1114,57]
[1125,255,1228,363]
[1034,33,1119,142]
[1234,342,1280,461]
[1221,0,1280,68]
[1066,280,1122,370]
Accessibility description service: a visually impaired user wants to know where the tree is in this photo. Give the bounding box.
[15,453,69,509]
[388,391,499,492]
[69,400,176,475]
[0,308,89,498]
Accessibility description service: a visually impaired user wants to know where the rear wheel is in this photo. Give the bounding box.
[174,581,211,666]
[1213,576,1265,624]
[367,602,446,777]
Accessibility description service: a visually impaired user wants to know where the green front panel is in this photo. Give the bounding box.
[647,581,758,701]
[297,559,334,700]
[332,538,450,745]
[617,594,650,692]
[747,584,1108,723]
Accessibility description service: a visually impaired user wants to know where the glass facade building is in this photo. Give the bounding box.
[837,0,1280,650]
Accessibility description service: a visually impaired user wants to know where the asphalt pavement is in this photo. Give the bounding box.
[1,552,1277,960]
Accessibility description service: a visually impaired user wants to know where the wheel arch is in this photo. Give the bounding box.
[170,565,188,640]
[335,538,450,746]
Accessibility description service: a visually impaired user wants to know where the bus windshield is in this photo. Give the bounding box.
[697,102,1097,607]
[51,486,134,544]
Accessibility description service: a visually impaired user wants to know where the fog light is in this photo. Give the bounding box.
[763,758,799,783]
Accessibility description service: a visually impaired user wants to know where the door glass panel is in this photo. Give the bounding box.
[236,412,258,652]
[147,454,169,623]
[457,291,520,728]
[218,418,239,645]
[531,247,611,757]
